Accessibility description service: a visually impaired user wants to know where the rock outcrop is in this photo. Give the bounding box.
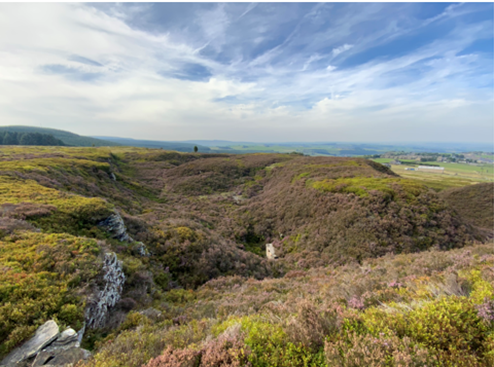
[266,243,278,260]
[0,321,90,367]
[85,252,125,329]
[98,213,132,242]
[32,347,91,367]
[0,320,59,366]
[98,213,149,256]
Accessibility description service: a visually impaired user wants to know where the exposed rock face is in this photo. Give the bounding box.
[85,252,125,329]
[0,321,59,366]
[1,322,90,367]
[32,347,91,367]
[134,241,150,256]
[98,213,132,242]
[266,243,278,260]
[43,325,84,353]
[99,213,149,255]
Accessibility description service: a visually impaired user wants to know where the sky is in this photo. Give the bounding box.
[0,2,492,143]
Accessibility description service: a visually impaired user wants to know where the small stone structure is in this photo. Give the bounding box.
[0,321,90,367]
[85,252,125,329]
[266,243,278,260]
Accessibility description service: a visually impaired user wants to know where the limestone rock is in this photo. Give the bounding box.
[266,243,278,260]
[0,321,59,366]
[85,253,125,329]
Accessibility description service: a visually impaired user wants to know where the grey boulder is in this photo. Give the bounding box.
[33,347,91,367]
[0,321,59,366]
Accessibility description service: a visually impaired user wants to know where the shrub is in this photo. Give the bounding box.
[325,332,435,367]
[0,232,102,357]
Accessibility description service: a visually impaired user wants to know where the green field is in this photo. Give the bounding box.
[373,159,494,191]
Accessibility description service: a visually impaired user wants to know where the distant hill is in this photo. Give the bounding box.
[181,140,254,147]
[93,136,211,152]
[0,131,65,146]
[0,126,119,147]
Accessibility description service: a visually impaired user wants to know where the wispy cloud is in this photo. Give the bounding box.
[0,3,491,142]
[332,44,353,57]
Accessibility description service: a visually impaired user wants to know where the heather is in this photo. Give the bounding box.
[0,232,102,356]
[0,146,491,365]
[439,182,494,233]
[84,243,494,367]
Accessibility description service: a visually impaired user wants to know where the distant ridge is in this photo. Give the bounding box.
[0,126,119,147]
[92,136,211,152]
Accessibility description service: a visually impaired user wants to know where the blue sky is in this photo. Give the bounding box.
[0,2,492,143]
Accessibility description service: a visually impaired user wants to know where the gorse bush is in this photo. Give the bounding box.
[325,332,435,367]
[0,232,102,357]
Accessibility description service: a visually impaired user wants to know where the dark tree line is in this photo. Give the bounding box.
[0,131,66,146]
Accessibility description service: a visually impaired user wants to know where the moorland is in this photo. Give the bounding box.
[0,145,492,367]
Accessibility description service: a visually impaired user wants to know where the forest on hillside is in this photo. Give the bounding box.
[0,131,65,146]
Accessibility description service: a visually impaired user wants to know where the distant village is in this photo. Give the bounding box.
[366,151,494,166]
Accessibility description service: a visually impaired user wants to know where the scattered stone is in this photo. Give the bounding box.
[0,321,59,366]
[85,252,125,329]
[232,195,243,204]
[134,241,150,256]
[266,243,278,260]
[139,308,163,321]
[109,172,117,181]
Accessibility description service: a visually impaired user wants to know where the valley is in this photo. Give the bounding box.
[0,146,492,367]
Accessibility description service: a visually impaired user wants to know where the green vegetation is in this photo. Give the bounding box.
[86,243,494,367]
[439,183,494,230]
[0,145,491,366]
[0,232,102,356]
[310,177,425,200]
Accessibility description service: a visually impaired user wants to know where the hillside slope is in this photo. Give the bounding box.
[0,146,491,367]
[0,126,119,147]
[439,182,494,235]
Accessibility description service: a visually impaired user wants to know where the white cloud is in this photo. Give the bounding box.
[0,3,491,143]
[331,44,353,57]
